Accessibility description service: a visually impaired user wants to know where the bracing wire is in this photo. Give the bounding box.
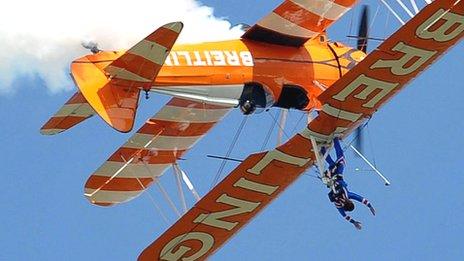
[260,110,279,151]
[119,155,170,225]
[366,124,378,167]
[379,0,406,24]
[348,5,356,46]
[343,120,371,151]
[370,4,382,32]
[268,110,292,141]
[290,112,307,134]
[385,3,391,33]
[210,116,248,188]
[155,180,181,217]
[410,0,420,13]
[137,178,170,225]
[395,0,415,18]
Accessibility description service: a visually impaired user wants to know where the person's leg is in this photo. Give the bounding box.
[334,137,344,161]
[328,191,335,202]
[321,146,335,166]
[347,191,364,203]
[348,191,375,215]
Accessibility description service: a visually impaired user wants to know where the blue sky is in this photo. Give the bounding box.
[1,1,463,260]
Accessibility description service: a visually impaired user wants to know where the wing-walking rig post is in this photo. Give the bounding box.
[349,144,391,186]
[139,1,464,259]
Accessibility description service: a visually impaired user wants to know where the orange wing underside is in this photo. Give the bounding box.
[139,0,464,260]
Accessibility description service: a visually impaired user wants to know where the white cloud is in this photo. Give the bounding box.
[0,0,243,94]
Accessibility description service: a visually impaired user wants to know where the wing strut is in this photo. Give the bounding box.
[395,0,415,17]
[154,179,181,218]
[380,0,406,24]
[277,109,288,145]
[410,0,421,13]
[172,163,202,213]
[175,164,201,202]
[172,164,188,214]
[307,111,333,185]
[118,154,171,225]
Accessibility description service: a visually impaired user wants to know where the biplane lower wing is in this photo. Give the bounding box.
[84,98,230,206]
[139,0,464,259]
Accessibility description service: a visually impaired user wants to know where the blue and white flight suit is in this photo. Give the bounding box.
[321,138,375,228]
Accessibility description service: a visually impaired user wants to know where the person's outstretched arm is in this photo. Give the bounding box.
[348,192,376,216]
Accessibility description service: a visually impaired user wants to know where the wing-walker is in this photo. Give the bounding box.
[41,0,464,259]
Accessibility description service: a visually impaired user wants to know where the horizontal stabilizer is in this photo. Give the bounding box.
[104,22,183,89]
[71,22,183,133]
[40,92,94,135]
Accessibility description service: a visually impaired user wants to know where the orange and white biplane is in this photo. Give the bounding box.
[41,0,463,259]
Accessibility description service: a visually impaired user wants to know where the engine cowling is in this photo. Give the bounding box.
[274,84,310,110]
[238,83,310,115]
[238,82,275,115]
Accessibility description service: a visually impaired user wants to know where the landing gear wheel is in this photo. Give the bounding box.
[240,100,256,115]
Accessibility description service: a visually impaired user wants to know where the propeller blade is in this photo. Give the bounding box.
[355,5,370,153]
[355,127,363,152]
[357,5,369,53]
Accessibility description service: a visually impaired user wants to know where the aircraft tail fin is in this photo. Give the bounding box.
[40,92,95,135]
[71,22,183,133]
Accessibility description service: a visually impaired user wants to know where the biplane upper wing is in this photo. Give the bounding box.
[139,1,464,259]
[305,0,464,142]
[84,98,231,206]
[242,0,359,46]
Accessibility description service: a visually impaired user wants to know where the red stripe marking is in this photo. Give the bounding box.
[146,27,179,49]
[85,175,154,191]
[110,53,160,80]
[110,78,149,88]
[108,147,186,164]
[41,116,90,131]
[66,92,88,105]
[138,119,216,137]
[274,2,333,33]
[334,0,357,8]
[167,98,228,110]
[94,202,113,207]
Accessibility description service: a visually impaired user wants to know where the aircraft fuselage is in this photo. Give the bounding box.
[86,37,366,112]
